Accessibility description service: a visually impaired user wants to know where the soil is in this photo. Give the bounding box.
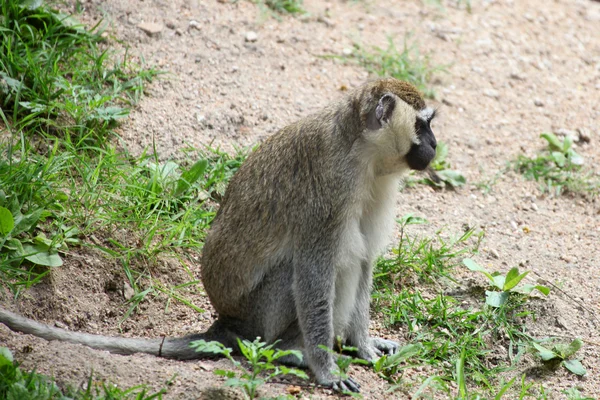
[1,0,600,399]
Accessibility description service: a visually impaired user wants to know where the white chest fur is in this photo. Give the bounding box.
[333,174,400,337]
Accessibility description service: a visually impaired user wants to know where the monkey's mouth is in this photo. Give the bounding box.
[406,144,436,171]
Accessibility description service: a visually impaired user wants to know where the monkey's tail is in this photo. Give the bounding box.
[0,307,231,360]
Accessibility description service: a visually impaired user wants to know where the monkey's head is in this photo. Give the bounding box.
[362,78,437,174]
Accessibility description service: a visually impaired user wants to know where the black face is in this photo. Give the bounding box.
[406,112,437,171]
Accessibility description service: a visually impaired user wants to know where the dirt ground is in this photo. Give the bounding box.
[1,0,600,398]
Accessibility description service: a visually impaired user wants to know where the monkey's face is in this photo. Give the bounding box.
[365,94,437,174]
[405,108,437,171]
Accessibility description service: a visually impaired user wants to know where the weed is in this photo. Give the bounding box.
[513,132,599,196]
[0,0,158,140]
[337,37,444,98]
[374,215,482,287]
[372,343,421,386]
[462,259,550,307]
[191,338,308,399]
[263,0,304,15]
[532,338,587,376]
[417,141,466,189]
[562,387,595,400]
[0,347,167,399]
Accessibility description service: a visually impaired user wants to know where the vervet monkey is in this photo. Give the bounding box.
[0,78,437,393]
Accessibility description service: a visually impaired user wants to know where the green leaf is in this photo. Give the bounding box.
[19,0,43,10]
[463,258,494,282]
[494,376,516,400]
[551,151,566,167]
[541,132,563,151]
[397,214,428,226]
[485,290,509,307]
[432,141,448,166]
[503,268,529,291]
[532,342,559,361]
[175,159,208,196]
[0,206,14,236]
[563,359,586,376]
[0,347,14,365]
[22,244,63,267]
[12,208,43,236]
[562,338,583,358]
[569,151,585,166]
[514,284,550,296]
[436,169,466,187]
[492,275,506,291]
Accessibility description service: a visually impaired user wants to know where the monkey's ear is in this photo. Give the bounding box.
[366,94,396,130]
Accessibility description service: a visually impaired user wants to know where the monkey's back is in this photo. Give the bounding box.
[201,107,359,317]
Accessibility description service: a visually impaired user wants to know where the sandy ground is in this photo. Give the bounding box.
[1,0,600,398]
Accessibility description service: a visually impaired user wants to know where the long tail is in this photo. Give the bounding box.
[0,307,227,360]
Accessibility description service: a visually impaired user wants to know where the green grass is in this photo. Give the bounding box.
[0,0,245,313]
[369,219,589,398]
[513,132,599,197]
[0,348,167,400]
[338,37,445,98]
[0,0,158,140]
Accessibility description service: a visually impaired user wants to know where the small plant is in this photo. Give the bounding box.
[375,216,481,286]
[191,338,308,399]
[562,387,594,400]
[317,341,368,398]
[532,338,587,376]
[417,141,466,189]
[337,37,444,98]
[372,343,421,385]
[463,259,550,307]
[514,132,598,196]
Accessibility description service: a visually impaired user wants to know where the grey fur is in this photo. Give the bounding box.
[0,78,437,393]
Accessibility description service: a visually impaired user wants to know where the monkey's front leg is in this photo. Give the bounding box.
[293,247,361,393]
[347,265,399,361]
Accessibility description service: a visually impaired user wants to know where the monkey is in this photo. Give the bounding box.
[0,77,437,393]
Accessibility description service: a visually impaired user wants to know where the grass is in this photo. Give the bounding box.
[370,218,590,399]
[513,132,599,197]
[0,0,246,310]
[0,0,158,141]
[337,37,445,98]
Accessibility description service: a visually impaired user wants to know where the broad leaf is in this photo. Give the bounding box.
[12,208,43,236]
[492,275,506,291]
[0,206,14,236]
[175,159,208,196]
[514,284,550,296]
[562,338,583,358]
[532,342,558,361]
[551,151,566,167]
[22,244,63,267]
[541,132,563,151]
[0,347,14,365]
[436,169,466,187]
[485,290,509,308]
[463,258,494,282]
[563,359,586,376]
[503,268,529,291]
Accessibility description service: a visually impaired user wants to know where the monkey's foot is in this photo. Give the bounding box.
[371,337,399,355]
[328,377,361,393]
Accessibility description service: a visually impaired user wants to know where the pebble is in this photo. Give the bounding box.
[137,22,163,36]
[531,203,538,211]
[483,89,500,99]
[123,282,135,300]
[342,48,352,56]
[490,249,500,259]
[189,20,200,30]
[533,98,544,107]
[245,31,258,42]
